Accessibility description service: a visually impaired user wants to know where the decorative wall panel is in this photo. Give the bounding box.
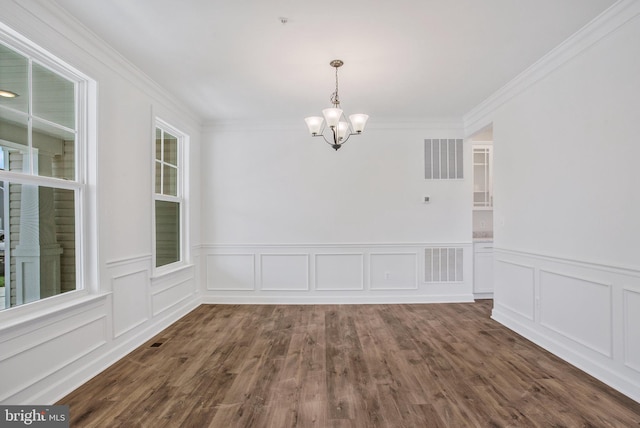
[112,270,149,338]
[0,315,106,402]
[206,254,255,290]
[539,270,612,357]
[370,253,418,290]
[623,288,640,372]
[494,259,535,320]
[260,254,309,291]
[202,243,473,303]
[315,253,364,291]
[152,279,194,317]
[492,248,640,403]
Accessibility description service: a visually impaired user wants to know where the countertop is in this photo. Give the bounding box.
[472,231,493,241]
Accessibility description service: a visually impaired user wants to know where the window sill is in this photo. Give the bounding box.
[0,291,110,334]
[151,262,195,280]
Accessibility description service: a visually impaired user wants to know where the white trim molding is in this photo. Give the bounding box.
[200,242,474,304]
[463,0,640,135]
[492,247,640,403]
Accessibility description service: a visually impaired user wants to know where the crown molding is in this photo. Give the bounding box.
[203,117,464,134]
[4,0,203,129]
[463,0,640,135]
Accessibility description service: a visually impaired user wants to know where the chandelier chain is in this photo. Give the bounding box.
[330,66,340,107]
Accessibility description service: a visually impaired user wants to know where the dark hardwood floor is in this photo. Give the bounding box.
[59,301,640,427]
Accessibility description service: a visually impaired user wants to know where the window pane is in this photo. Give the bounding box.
[163,132,178,166]
[163,164,177,196]
[155,128,162,161]
[155,160,162,194]
[32,62,75,129]
[155,200,180,267]
[0,44,28,113]
[33,118,75,179]
[1,184,76,310]
[0,110,29,172]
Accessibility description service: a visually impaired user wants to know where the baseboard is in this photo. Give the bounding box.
[473,292,494,300]
[201,294,475,305]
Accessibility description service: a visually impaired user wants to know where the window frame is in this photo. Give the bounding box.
[0,22,98,317]
[152,117,188,275]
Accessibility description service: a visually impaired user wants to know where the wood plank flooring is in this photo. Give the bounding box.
[59,301,640,427]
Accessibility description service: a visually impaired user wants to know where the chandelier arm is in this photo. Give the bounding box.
[340,132,354,145]
[312,132,335,147]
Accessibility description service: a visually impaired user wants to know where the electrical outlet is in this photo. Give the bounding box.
[384,271,391,280]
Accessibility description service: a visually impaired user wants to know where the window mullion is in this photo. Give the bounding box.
[27,57,33,175]
[160,129,164,195]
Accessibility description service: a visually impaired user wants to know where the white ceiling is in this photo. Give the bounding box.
[53,0,616,125]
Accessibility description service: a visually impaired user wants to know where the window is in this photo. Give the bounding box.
[0,33,92,310]
[154,120,186,269]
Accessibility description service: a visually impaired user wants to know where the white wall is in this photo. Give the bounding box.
[486,2,640,402]
[0,0,202,404]
[201,124,474,303]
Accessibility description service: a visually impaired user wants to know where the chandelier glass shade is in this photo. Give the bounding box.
[304,60,368,150]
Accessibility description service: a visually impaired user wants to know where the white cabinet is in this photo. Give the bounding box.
[473,145,493,209]
[473,241,494,297]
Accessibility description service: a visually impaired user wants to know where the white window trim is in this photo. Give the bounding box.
[0,23,98,322]
[152,117,189,276]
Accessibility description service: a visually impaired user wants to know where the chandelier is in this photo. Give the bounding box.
[304,60,369,150]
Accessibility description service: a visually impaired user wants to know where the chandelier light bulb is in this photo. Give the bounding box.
[337,121,350,141]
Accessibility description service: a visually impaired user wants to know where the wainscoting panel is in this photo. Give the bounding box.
[492,247,640,403]
[200,243,473,303]
[315,253,364,291]
[112,270,150,338]
[539,269,612,357]
[206,254,255,290]
[152,278,194,317]
[0,309,107,402]
[370,252,418,290]
[494,259,535,320]
[260,254,310,291]
[624,288,640,372]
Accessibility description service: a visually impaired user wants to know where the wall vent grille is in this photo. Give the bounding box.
[425,139,463,179]
[425,247,463,282]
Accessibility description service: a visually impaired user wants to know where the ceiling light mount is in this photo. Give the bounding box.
[304,59,368,151]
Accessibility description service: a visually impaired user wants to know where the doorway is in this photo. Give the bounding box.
[470,124,494,298]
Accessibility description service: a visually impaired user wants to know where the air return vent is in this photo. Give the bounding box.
[425,247,463,282]
[425,139,463,179]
